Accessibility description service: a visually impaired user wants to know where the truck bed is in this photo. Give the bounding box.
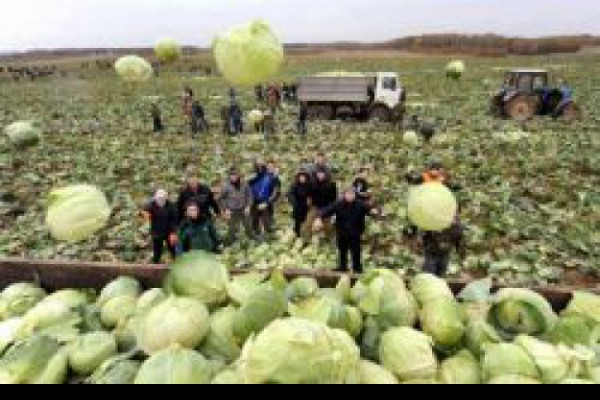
[297,76,374,103]
[1,257,597,311]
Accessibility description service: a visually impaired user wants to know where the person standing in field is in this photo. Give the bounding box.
[419,216,466,277]
[228,100,243,136]
[298,102,309,135]
[287,171,312,238]
[248,162,280,238]
[151,103,164,133]
[314,188,379,273]
[183,87,194,124]
[176,202,221,254]
[191,100,209,135]
[353,167,372,204]
[142,189,178,264]
[221,168,254,244]
[176,173,220,224]
[309,152,333,180]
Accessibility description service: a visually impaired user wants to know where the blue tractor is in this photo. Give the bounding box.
[491,69,581,122]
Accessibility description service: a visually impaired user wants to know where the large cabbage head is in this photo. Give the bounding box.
[0,336,68,384]
[238,318,360,384]
[213,20,284,87]
[562,292,600,326]
[347,360,399,385]
[482,343,540,382]
[135,346,214,384]
[115,55,153,83]
[199,306,241,363]
[489,288,558,339]
[233,288,287,343]
[100,295,138,329]
[407,183,458,232]
[289,295,363,338]
[154,38,182,63]
[88,357,141,385]
[3,121,41,149]
[67,332,118,376]
[351,269,417,330]
[465,319,503,358]
[97,277,141,307]
[420,298,466,350]
[379,327,438,382]
[439,350,481,385]
[164,251,229,308]
[410,273,454,306]
[446,60,466,80]
[136,288,167,312]
[45,185,111,243]
[0,283,46,320]
[548,316,593,347]
[135,297,209,355]
[515,335,570,384]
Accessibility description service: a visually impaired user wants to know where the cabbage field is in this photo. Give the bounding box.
[2,254,600,384]
[0,51,599,286]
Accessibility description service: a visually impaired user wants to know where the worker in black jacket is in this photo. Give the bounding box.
[420,217,466,277]
[314,189,379,273]
[177,175,220,223]
[142,189,178,264]
[287,171,312,237]
[310,170,338,211]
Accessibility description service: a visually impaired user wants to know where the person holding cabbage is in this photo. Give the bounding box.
[141,190,178,264]
[419,216,466,277]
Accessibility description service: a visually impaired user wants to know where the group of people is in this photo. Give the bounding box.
[141,152,466,277]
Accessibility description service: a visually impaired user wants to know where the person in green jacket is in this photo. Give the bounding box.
[177,202,221,254]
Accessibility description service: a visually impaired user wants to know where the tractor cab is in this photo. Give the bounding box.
[491,69,581,122]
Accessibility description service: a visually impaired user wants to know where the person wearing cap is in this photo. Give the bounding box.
[141,189,178,264]
[177,173,220,224]
[287,170,312,237]
[220,168,254,244]
[314,188,379,273]
[353,167,372,204]
[405,161,461,191]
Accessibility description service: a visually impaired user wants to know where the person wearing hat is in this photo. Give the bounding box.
[220,168,254,244]
[142,189,178,264]
[314,188,379,273]
[176,172,220,224]
[287,170,312,237]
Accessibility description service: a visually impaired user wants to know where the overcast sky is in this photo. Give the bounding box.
[1,0,599,52]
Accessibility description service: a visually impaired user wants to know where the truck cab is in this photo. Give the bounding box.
[374,72,404,110]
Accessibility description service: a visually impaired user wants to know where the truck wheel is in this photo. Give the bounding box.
[505,96,537,121]
[307,105,333,120]
[336,105,355,120]
[370,106,391,122]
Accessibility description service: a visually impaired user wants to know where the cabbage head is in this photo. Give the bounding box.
[46,185,111,243]
[0,336,68,384]
[351,269,417,330]
[465,319,503,358]
[164,251,229,308]
[0,318,22,354]
[482,343,540,382]
[403,131,420,146]
[248,109,265,125]
[0,283,46,320]
[410,273,454,306]
[199,306,241,364]
[489,288,558,339]
[488,375,541,385]
[446,60,466,80]
[233,288,287,343]
[154,39,182,63]
[440,350,481,385]
[514,335,570,384]
[346,360,399,385]
[97,277,141,307]
[115,55,153,83]
[212,369,243,384]
[137,289,167,312]
[226,272,269,305]
[562,292,600,326]
[239,318,360,384]
[548,316,593,347]
[407,183,458,232]
[213,20,284,87]
[135,346,214,384]
[88,356,141,385]
[420,298,465,350]
[289,295,363,338]
[67,332,118,376]
[135,297,209,355]
[379,327,438,381]
[286,277,319,302]
[4,121,41,149]
[100,295,138,329]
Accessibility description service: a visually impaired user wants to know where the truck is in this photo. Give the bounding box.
[296,72,406,123]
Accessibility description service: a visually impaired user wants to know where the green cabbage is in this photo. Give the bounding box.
[135,346,214,384]
[137,289,167,311]
[97,277,141,307]
[135,297,209,355]
[488,375,542,385]
[248,109,265,125]
[100,295,138,329]
[401,378,440,385]
[114,55,153,83]
[0,283,46,320]
[465,320,503,358]
[420,298,465,350]
[226,272,269,305]
[351,269,418,330]
[347,360,399,385]
[0,318,22,354]
[482,343,540,381]
[213,20,284,87]
[199,306,241,363]
[212,369,243,384]
[154,39,182,63]
[515,335,570,384]
[286,277,319,301]
[548,316,593,347]
[45,185,111,243]
[164,251,229,308]
[67,332,118,375]
[407,183,458,232]
[0,336,68,384]
[3,121,41,149]
[560,379,595,384]
[410,273,454,306]
[233,288,287,343]
[403,131,420,146]
[446,60,466,80]
[239,318,360,384]
[379,327,438,381]
[440,350,481,385]
[489,288,558,339]
[562,292,600,325]
[88,356,141,385]
[289,296,363,338]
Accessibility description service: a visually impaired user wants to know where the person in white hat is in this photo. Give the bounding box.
[141,189,178,264]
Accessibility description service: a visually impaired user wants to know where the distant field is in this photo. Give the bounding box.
[0,51,598,286]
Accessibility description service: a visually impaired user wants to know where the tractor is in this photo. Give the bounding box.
[491,69,581,122]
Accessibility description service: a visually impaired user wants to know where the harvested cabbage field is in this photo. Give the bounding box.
[0,51,599,288]
[2,256,600,384]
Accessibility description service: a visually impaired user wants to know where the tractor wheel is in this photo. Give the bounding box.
[370,106,391,122]
[505,96,538,121]
[560,102,582,122]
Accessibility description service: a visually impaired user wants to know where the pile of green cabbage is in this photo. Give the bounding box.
[1,265,600,385]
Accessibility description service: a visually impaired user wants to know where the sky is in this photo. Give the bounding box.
[1,0,599,52]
